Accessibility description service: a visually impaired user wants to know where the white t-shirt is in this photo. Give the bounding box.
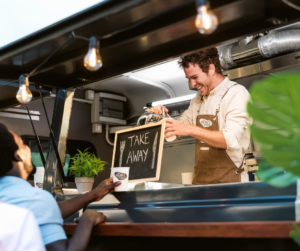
[0,202,46,251]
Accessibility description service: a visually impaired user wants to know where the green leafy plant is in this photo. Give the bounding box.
[68,149,107,178]
[247,73,300,246]
[247,73,300,187]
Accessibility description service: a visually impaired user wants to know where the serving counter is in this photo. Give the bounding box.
[86,181,296,222]
[58,181,299,250]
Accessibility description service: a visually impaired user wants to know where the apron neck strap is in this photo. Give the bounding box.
[213,84,238,119]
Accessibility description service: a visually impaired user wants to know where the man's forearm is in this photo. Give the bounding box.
[58,192,95,219]
[45,220,95,251]
[188,126,227,149]
[67,219,94,251]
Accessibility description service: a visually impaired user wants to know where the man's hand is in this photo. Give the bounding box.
[165,119,227,149]
[99,178,113,187]
[147,105,169,116]
[164,119,193,138]
[74,209,107,227]
[49,210,107,251]
[92,178,121,201]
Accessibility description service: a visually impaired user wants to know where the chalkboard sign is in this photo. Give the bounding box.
[112,120,165,183]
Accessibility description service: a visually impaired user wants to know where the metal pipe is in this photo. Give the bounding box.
[219,30,300,70]
[105,125,114,146]
[258,30,300,58]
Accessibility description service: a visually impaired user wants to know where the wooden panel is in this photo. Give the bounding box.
[64,222,298,238]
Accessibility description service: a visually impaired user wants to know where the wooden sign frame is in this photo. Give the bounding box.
[111,120,165,183]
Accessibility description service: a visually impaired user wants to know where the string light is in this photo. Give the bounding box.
[84,36,102,71]
[16,75,32,104]
[14,11,170,103]
[195,0,218,35]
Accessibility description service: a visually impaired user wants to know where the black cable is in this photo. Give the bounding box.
[25,104,46,167]
[38,89,66,186]
[29,34,74,76]
[0,79,19,88]
[72,8,180,41]
[71,31,90,41]
[97,12,162,40]
[7,8,175,83]
[38,89,52,128]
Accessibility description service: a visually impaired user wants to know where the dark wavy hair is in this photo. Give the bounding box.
[178,48,222,74]
[0,122,19,177]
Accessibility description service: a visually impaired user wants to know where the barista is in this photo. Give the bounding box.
[149,48,251,185]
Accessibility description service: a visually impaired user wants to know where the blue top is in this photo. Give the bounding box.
[0,176,67,245]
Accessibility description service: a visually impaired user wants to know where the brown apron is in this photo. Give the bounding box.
[193,84,244,185]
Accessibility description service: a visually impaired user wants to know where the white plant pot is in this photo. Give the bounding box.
[75,177,94,194]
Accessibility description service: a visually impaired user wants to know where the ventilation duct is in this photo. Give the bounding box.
[219,30,300,70]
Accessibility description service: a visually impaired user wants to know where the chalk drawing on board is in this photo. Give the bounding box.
[119,140,126,167]
[111,120,165,183]
[151,132,158,169]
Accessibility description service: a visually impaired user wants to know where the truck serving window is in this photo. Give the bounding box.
[21,135,97,182]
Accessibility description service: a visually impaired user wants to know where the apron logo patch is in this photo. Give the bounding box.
[200,119,212,127]
[200,147,209,150]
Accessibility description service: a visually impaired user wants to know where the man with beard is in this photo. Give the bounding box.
[0,122,121,251]
[149,48,251,185]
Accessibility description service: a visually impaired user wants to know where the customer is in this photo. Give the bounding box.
[0,201,45,251]
[0,122,121,251]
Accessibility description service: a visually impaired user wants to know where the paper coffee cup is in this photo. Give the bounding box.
[111,167,130,192]
[34,167,45,189]
[181,172,193,184]
[165,134,176,142]
[163,118,177,142]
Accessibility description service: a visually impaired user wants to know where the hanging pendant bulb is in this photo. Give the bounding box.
[16,75,32,104]
[84,36,102,71]
[195,0,218,35]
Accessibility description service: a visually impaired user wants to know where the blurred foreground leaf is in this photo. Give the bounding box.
[256,162,297,187]
[247,73,300,185]
[290,223,300,247]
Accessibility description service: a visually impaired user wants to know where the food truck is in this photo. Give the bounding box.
[1,0,300,250]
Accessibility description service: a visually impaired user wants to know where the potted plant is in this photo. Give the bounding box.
[68,148,107,194]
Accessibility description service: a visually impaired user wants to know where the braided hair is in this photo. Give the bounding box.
[0,122,19,177]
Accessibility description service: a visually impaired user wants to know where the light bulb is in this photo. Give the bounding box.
[84,36,102,71]
[195,5,218,34]
[16,75,32,104]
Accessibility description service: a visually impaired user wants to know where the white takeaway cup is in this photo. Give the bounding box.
[111,167,130,192]
[34,167,45,189]
[181,172,193,184]
[163,118,177,142]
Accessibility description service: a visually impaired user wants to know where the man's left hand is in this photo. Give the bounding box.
[92,178,121,201]
[164,119,193,138]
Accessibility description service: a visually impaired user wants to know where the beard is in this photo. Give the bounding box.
[24,158,36,176]
[29,161,37,176]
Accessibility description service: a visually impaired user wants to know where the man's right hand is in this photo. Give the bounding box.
[74,209,107,227]
[147,105,169,116]
[47,210,107,251]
